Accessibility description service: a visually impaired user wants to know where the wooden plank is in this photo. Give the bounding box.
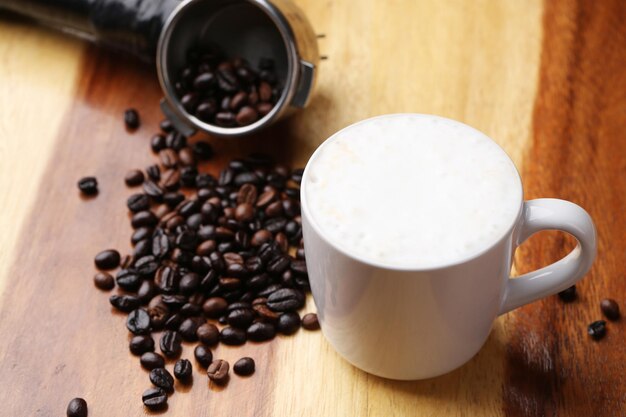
[505,0,626,415]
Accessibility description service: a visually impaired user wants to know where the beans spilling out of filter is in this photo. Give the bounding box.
[80,109,318,412]
[175,45,282,127]
[557,285,621,341]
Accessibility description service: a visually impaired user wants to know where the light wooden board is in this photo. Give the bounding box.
[0,0,625,415]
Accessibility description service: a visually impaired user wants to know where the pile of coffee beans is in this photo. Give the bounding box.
[175,46,281,127]
[89,111,318,411]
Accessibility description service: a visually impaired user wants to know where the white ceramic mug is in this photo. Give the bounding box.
[300,115,597,380]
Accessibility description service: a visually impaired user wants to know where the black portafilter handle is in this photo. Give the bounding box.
[0,0,180,62]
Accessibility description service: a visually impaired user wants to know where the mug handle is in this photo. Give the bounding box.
[499,198,597,315]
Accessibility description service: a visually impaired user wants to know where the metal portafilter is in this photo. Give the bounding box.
[0,0,320,137]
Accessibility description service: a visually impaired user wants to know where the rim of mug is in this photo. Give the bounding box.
[300,113,525,272]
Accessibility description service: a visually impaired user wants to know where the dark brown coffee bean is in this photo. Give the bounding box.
[301,313,320,330]
[160,119,174,132]
[251,229,272,246]
[159,148,178,168]
[174,358,192,381]
[277,312,301,335]
[588,320,606,340]
[132,211,158,229]
[257,102,273,117]
[181,92,199,112]
[142,387,167,410]
[130,334,155,355]
[267,288,304,312]
[134,255,159,277]
[194,344,213,368]
[150,367,174,392]
[196,323,219,346]
[94,249,120,270]
[126,193,150,213]
[151,134,167,153]
[234,203,254,222]
[164,192,185,207]
[160,330,182,357]
[109,294,140,312]
[256,189,277,207]
[253,302,280,321]
[179,317,201,341]
[230,91,248,110]
[601,299,620,320]
[155,265,179,294]
[221,96,232,111]
[127,309,151,335]
[296,248,306,259]
[224,252,244,266]
[179,272,199,295]
[178,148,195,167]
[162,169,181,191]
[234,171,261,186]
[143,180,164,201]
[93,272,114,290]
[265,201,283,218]
[66,398,88,417]
[166,132,187,151]
[124,108,140,129]
[220,326,246,345]
[272,232,288,253]
[146,164,161,181]
[558,285,577,302]
[227,308,255,329]
[194,72,216,90]
[267,255,290,274]
[257,283,282,298]
[196,240,216,257]
[216,111,236,126]
[220,277,242,291]
[258,81,272,102]
[233,357,255,376]
[125,169,145,186]
[236,185,257,206]
[249,87,259,105]
[203,297,228,318]
[247,321,276,342]
[141,352,165,370]
[207,359,230,384]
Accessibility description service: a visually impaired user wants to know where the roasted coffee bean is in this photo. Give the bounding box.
[267,255,290,274]
[196,100,217,121]
[301,313,320,330]
[141,352,165,370]
[257,102,273,117]
[142,387,167,410]
[127,309,151,335]
[257,283,282,298]
[258,81,272,101]
[110,294,140,312]
[234,172,260,186]
[230,91,248,110]
[235,203,255,222]
[220,277,242,291]
[218,315,228,324]
[133,239,151,259]
[277,312,301,335]
[127,193,150,213]
[227,308,255,329]
[131,227,152,245]
[162,294,187,309]
[179,317,201,341]
[197,323,219,346]
[162,169,181,191]
[151,134,167,153]
[165,313,184,330]
[153,266,177,294]
[181,92,200,112]
[200,269,219,290]
[134,255,159,277]
[290,259,308,276]
[253,303,280,321]
[160,330,183,357]
[220,326,246,345]
[233,357,255,376]
[192,140,214,160]
[207,359,230,384]
[148,306,169,330]
[255,189,276,207]
[150,367,174,392]
[267,288,304,312]
[164,192,185,208]
[132,211,158,229]
[166,132,187,151]
[180,166,198,187]
[151,232,170,259]
[178,148,195,167]
[136,280,156,303]
[66,398,88,417]
[601,299,620,320]
[236,106,258,125]
[130,335,155,355]
[173,358,193,381]
[558,285,577,302]
[194,72,216,90]
[251,229,272,247]
[296,248,306,259]
[194,344,213,368]
[588,320,607,340]
[78,176,98,195]
[203,297,228,318]
[247,322,276,342]
[146,164,161,181]
[125,169,145,187]
[216,111,236,126]
[265,218,287,233]
[179,272,199,295]
[160,119,174,133]
[265,201,283,218]
[93,272,114,290]
[160,149,178,168]
[94,249,120,270]
[180,302,202,317]
[124,108,140,129]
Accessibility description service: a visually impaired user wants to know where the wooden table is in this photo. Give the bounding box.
[0,1,624,415]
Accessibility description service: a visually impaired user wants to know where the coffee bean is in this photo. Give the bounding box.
[160,118,174,132]
[255,189,276,207]
[216,111,236,126]
[134,255,159,277]
[94,249,120,270]
[194,72,216,90]
[220,326,246,345]
[181,92,200,112]
[93,272,114,290]
[301,313,320,330]
[600,299,620,321]
[267,288,304,312]
[207,359,229,384]
[227,308,255,329]
[230,91,248,110]
[132,211,158,229]
[257,102,273,117]
[179,317,201,341]
[233,357,255,377]
[166,132,187,151]
[150,367,174,392]
[588,320,606,340]
[109,294,140,312]
[192,141,214,160]
[277,312,301,335]
[247,321,276,342]
[124,108,140,129]
[146,164,161,181]
[140,352,165,370]
[171,359,192,382]
[130,334,155,355]
[160,330,183,357]
[180,166,198,186]
[125,169,145,187]
[179,272,200,294]
[194,344,213,368]
[160,149,178,168]
[127,193,150,213]
[78,176,98,196]
[151,134,167,153]
[127,309,151,335]
[197,323,219,346]
[178,148,195,167]
[267,255,290,274]
[66,398,88,417]
[251,229,272,247]
[558,285,577,302]
[142,387,167,410]
[258,82,272,102]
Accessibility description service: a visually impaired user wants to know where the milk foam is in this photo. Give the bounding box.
[303,114,522,268]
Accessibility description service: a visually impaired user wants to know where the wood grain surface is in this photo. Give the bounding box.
[0,0,623,416]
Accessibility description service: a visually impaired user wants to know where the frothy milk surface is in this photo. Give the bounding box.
[303,114,522,268]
